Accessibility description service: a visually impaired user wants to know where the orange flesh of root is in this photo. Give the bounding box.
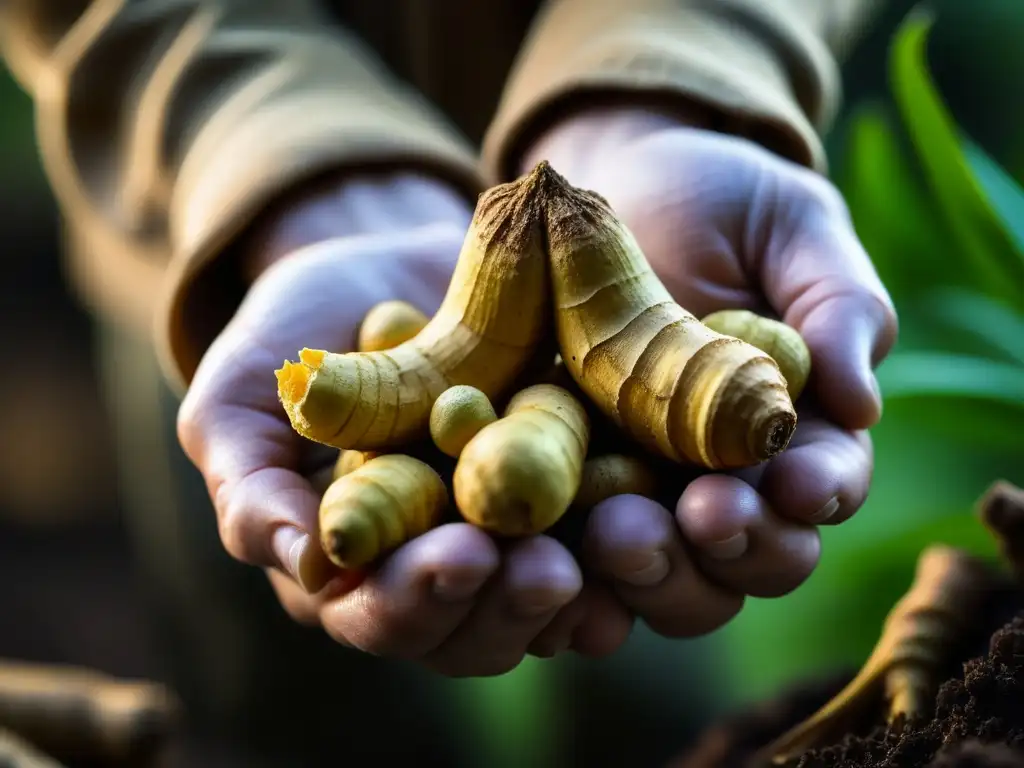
[276,360,313,405]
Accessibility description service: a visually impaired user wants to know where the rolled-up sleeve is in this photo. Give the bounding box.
[483,0,885,182]
[1,0,484,391]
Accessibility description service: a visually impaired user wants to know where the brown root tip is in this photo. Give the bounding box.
[750,408,797,463]
[978,480,1024,536]
[323,530,348,560]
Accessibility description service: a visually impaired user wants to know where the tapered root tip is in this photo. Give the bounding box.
[750,408,798,462]
[322,529,367,570]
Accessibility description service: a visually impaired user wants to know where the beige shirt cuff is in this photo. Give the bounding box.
[482,0,843,184]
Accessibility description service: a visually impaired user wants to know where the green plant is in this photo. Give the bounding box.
[719,3,1024,704]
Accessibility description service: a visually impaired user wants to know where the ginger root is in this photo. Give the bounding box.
[701,309,811,401]
[0,728,63,767]
[573,454,658,510]
[276,164,554,451]
[429,385,498,458]
[538,163,796,469]
[356,299,429,353]
[454,383,589,536]
[332,449,382,481]
[765,546,996,764]
[0,660,179,767]
[319,454,448,569]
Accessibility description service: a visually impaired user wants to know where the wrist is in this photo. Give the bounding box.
[242,170,475,283]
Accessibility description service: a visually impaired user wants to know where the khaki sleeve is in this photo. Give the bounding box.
[483,0,886,183]
[0,0,484,391]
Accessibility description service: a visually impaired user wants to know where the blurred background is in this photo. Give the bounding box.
[0,1,1021,767]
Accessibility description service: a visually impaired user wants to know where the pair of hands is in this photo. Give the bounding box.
[177,108,898,677]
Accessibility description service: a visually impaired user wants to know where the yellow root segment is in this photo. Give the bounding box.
[429,385,498,458]
[538,164,796,469]
[573,454,658,510]
[332,450,383,481]
[276,164,556,451]
[357,300,429,353]
[453,384,589,536]
[765,545,994,764]
[0,660,179,767]
[701,310,812,401]
[319,455,448,569]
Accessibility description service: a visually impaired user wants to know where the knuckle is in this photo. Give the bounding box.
[175,398,205,465]
[216,487,263,566]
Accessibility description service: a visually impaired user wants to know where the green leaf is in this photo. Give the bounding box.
[917,287,1024,365]
[878,351,1024,407]
[889,8,1024,305]
[962,139,1024,258]
[836,103,952,297]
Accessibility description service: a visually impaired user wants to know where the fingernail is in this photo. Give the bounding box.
[618,551,670,586]
[433,571,490,603]
[809,496,840,524]
[703,532,748,561]
[271,526,328,594]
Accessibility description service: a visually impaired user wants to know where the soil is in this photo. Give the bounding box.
[671,482,1024,768]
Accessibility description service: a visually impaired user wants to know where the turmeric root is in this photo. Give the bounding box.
[538,163,796,469]
[332,449,382,481]
[0,660,179,767]
[701,309,812,401]
[320,454,448,569]
[764,546,996,764]
[276,165,554,451]
[454,384,589,536]
[0,728,63,768]
[429,385,498,458]
[573,454,658,510]
[357,299,429,353]
[978,479,1024,590]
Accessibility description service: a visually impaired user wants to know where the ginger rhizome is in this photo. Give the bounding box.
[356,300,429,353]
[765,546,996,764]
[278,161,809,556]
[539,165,797,469]
[454,384,589,536]
[573,454,659,510]
[319,454,448,569]
[701,309,812,401]
[429,385,499,458]
[276,163,555,451]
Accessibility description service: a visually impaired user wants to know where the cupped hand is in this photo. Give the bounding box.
[522,107,898,638]
[176,176,631,677]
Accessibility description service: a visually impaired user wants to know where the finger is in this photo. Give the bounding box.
[677,475,820,598]
[756,419,873,526]
[584,495,744,638]
[527,584,633,659]
[266,565,367,629]
[757,178,898,431]
[319,524,500,658]
[177,227,464,588]
[425,536,582,677]
[267,569,322,627]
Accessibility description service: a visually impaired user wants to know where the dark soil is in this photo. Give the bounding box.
[672,480,1024,768]
[673,610,1024,768]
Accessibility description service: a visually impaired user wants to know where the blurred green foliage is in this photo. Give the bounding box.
[0,2,1021,764]
[717,2,1024,704]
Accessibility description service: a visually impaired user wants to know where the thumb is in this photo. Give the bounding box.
[759,188,898,430]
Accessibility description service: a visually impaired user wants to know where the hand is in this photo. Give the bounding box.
[177,173,629,676]
[520,107,898,638]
